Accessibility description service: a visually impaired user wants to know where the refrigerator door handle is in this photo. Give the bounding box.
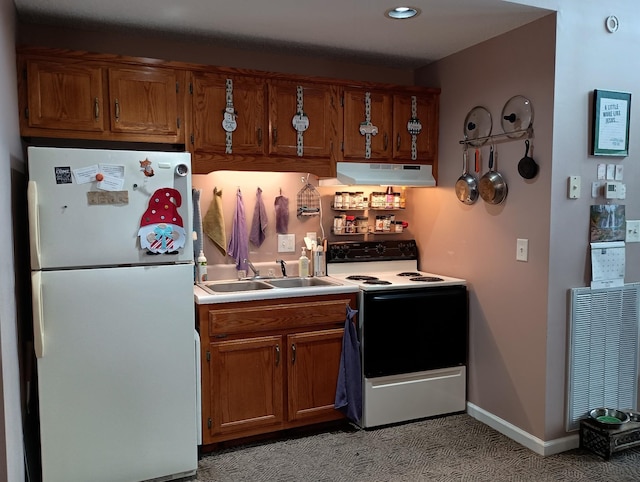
[27,181,41,270]
[31,271,44,358]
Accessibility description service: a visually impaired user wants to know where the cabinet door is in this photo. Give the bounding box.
[208,336,284,438]
[287,328,345,422]
[192,72,266,158]
[393,92,439,163]
[24,58,105,132]
[342,89,392,160]
[268,80,337,159]
[108,66,180,137]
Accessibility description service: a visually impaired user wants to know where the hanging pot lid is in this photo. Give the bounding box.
[463,106,492,146]
[501,95,534,138]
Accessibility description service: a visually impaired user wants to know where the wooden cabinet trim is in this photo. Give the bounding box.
[209,297,352,335]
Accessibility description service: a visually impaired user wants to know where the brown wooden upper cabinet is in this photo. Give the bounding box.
[17,51,185,143]
[21,57,106,134]
[392,91,439,165]
[342,87,439,169]
[268,80,338,160]
[342,88,393,161]
[191,71,267,163]
[107,67,180,138]
[190,74,337,177]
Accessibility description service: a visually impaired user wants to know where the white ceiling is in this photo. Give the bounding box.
[13,0,553,69]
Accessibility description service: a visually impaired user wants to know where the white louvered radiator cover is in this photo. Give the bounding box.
[567,283,640,431]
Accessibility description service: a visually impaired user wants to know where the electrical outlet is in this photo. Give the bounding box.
[516,238,529,262]
[626,220,640,243]
[278,234,296,252]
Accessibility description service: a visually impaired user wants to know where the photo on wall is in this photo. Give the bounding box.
[590,204,626,242]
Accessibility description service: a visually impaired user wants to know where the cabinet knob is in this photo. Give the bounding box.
[257,127,263,146]
[396,133,401,150]
[275,344,280,366]
[94,97,100,120]
[383,133,388,151]
[291,343,296,364]
[272,127,277,145]
[114,98,120,122]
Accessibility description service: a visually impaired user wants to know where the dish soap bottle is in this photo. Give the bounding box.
[197,250,208,283]
[298,247,310,278]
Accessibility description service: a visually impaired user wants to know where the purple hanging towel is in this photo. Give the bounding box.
[227,188,249,272]
[249,187,268,246]
[335,305,362,423]
[274,194,289,234]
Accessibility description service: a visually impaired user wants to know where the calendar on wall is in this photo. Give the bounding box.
[590,241,625,289]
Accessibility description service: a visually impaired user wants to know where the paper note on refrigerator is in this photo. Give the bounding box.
[590,241,625,289]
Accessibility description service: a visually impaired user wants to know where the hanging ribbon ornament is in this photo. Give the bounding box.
[222,79,238,154]
[407,96,422,161]
[359,92,378,160]
[292,86,309,157]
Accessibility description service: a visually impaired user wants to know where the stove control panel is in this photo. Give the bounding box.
[327,239,418,263]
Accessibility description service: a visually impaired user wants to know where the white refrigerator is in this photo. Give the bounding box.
[27,147,198,482]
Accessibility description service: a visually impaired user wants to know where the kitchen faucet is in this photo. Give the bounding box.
[243,258,260,278]
[276,259,287,277]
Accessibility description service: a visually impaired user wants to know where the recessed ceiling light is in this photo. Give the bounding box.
[385,6,421,20]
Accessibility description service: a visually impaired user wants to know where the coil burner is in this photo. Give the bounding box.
[410,276,445,282]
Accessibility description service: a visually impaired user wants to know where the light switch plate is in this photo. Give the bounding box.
[516,238,528,262]
[626,220,640,243]
[278,234,296,252]
[568,176,580,199]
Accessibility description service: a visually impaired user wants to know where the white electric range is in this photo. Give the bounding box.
[326,239,468,428]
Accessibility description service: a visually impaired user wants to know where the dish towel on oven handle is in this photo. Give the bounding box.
[335,305,362,423]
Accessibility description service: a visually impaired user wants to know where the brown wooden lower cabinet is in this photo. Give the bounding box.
[198,293,356,447]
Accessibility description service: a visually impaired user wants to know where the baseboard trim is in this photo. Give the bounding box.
[466,402,579,456]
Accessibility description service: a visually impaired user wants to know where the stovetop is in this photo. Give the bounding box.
[326,240,466,291]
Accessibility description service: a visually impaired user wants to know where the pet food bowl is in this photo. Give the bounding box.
[589,408,630,428]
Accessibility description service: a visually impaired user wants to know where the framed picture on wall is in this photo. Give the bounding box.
[591,89,631,156]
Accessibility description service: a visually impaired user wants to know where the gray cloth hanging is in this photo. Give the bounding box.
[335,305,362,423]
[274,194,289,234]
[249,187,268,247]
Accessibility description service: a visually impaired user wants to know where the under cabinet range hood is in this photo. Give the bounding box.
[320,162,436,187]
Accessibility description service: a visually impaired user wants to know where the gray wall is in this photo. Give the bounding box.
[414,14,555,441]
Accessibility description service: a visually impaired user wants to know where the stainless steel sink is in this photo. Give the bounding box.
[265,277,340,288]
[199,280,274,294]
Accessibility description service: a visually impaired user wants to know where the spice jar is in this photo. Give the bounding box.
[333,215,345,234]
[341,192,351,210]
[375,215,385,232]
[334,192,343,209]
[344,215,356,234]
[356,216,369,233]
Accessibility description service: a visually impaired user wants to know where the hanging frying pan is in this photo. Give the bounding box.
[517,140,539,179]
[455,149,478,205]
[479,145,508,204]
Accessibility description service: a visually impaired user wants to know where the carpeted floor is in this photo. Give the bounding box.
[194,414,640,481]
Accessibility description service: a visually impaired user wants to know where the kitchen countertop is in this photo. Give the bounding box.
[194,277,359,304]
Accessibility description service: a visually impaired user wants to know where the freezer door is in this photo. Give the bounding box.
[36,264,197,482]
[27,147,193,269]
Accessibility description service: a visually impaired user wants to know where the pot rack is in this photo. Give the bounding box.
[459,126,534,147]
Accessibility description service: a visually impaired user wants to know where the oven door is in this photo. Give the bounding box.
[361,285,468,378]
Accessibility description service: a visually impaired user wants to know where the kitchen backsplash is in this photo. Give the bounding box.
[192,170,413,279]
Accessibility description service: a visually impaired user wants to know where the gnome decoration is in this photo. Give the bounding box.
[138,188,187,254]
